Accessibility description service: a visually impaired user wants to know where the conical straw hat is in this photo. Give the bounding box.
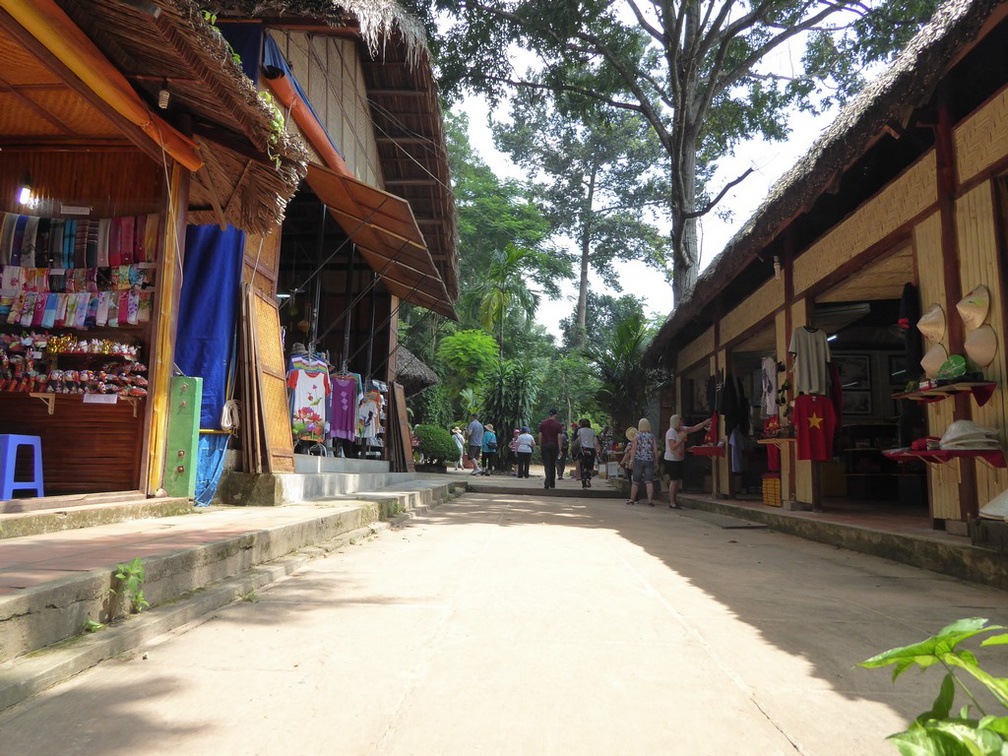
[920,343,948,379]
[956,285,991,331]
[965,324,998,368]
[916,304,946,343]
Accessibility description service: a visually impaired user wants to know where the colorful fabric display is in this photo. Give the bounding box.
[287,355,331,441]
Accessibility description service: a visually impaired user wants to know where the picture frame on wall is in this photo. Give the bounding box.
[843,390,873,416]
[833,353,871,389]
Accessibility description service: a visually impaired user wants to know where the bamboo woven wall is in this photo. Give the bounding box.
[677,326,715,373]
[251,291,295,473]
[275,32,382,185]
[793,153,937,295]
[956,182,1008,506]
[914,212,959,519]
[720,276,784,346]
[955,84,1008,185]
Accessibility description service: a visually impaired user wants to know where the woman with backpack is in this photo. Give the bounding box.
[481,424,498,475]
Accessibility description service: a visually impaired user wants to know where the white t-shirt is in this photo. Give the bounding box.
[789,326,831,395]
[664,427,685,461]
[516,433,536,453]
[575,427,597,451]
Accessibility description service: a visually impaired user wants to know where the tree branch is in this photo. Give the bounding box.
[684,167,753,219]
[484,75,646,114]
[624,0,664,45]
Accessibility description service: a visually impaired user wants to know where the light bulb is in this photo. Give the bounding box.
[158,80,170,110]
[18,184,32,204]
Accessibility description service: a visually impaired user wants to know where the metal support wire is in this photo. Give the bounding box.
[278,194,395,311]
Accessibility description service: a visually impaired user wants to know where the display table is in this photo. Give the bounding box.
[892,381,997,407]
[883,447,1006,469]
[689,444,725,457]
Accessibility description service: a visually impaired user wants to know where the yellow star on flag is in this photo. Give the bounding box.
[808,413,823,429]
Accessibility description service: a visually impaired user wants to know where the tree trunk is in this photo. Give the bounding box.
[574,164,597,350]
[671,127,700,307]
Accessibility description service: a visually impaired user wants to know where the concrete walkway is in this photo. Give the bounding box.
[1,487,1006,754]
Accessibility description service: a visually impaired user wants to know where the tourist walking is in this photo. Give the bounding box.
[664,414,711,508]
[481,424,498,475]
[556,425,569,480]
[451,426,465,470]
[466,414,484,475]
[515,427,535,478]
[626,418,659,506]
[575,419,600,489]
[538,409,564,489]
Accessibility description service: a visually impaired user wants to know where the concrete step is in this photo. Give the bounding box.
[293,455,390,474]
[0,476,460,711]
[214,469,418,506]
[0,497,193,541]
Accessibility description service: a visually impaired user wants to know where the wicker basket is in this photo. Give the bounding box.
[762,473,782,507]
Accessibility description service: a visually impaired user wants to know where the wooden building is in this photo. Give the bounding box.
[0,0,304,501]
[645,0,1008,534]
[0,0,458,503]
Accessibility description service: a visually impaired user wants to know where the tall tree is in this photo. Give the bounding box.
[494,86,669,348]
[445,111,572,329]
[559,291,649,352]
[409,0,941,304]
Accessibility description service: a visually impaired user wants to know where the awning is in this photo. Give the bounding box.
[306,162,456,319]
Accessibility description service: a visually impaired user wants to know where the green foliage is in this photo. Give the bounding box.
[411,383,452,429]
[538,351,601,426]
[83,619,104,633]
[111,557,150,615]
[414,0,945,300]
[414,424,458,465]
[589,305,664,432]
[859,618,1008,754]
[436,330,499,398]
[481,359,540,465]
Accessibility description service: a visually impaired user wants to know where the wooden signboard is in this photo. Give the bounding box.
[391,381,414,473]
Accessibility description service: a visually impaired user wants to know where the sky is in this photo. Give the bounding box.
[460,98,835,340]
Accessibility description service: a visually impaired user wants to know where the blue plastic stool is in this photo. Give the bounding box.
[0,434,45,499]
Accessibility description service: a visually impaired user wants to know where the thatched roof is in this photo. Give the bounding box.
[394,345,439,396]
[645,0,1005,366]
[59,0,308,233]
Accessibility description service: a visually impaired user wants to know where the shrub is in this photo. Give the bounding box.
[414,424,458,465]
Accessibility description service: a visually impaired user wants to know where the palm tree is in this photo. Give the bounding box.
[590,308,662,431]
[478,243,540,354]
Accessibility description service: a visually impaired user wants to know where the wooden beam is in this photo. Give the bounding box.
[369,90,426,98]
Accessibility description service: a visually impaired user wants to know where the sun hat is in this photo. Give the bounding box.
[920,343,948,379]
[916,304,946,343]
[980,487,1008,521]
[956,284,991,330]
[485,423,494,431]
[625,426,639,441]
[965,324,998,368]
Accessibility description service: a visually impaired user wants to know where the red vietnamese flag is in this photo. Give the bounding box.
[794,394,837,461]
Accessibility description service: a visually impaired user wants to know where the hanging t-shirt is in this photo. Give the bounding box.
[789,326,831,396]
[761,356,778,417]
[330,373,361,441]
[794,394,838,462]
[287,356,331,441]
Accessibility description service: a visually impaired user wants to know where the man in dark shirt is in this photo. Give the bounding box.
[538,408,564,489]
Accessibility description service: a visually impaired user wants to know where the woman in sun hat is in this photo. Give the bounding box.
[451,426,465,470]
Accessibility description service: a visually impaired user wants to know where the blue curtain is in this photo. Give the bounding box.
[177,224,245,505]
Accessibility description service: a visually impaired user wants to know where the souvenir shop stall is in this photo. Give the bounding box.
[0,152,167,497]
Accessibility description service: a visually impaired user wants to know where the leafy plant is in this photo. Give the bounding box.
[859,617,1008,754]
[414,424,458,465]
[83,619,104,633]
[111,557,151,615]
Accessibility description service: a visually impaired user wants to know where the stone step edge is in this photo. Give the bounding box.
[0,481,460,712]
[0,481,460,667]
[677,493,1008,592]
[0,498,194,541]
